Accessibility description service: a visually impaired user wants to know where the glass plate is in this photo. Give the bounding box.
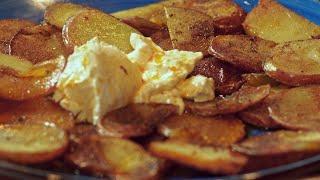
[0,0,320,179]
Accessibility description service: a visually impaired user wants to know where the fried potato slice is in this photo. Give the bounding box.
[188,0,246,35]
[68,124,97,143]
[186,85,270,116]
[98,104,177,138]
[165,7,215,55]
[0,124,68,164]
[209,35,276,72]
[66,135,160,179]
[158,114,245,147]
[233,131,320,171]
[0,55,65,101]
[10,24,67,64]
[0,19,35,54]
[149,140,247,174]
[0,97,75,131]
[242,73,280,87]
[63,10,140,53]
[239,89,284,129]
[264,39,320,86]
[150,28,173,50]
[191,57,244,95]
[44,3,90,29]
[243,0,320,43]
[122,16,162,37]
[269,86,320,131]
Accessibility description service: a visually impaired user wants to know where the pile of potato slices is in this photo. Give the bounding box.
[0,0,319,178]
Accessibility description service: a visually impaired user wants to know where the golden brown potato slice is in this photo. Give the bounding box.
[264,39,320,86]
[165,7,215,55]
[149,140,247,174]
[10,24,67,64]
[158,114,245,147]
[68,124,98,143]
[242,73,280,87]
[269,86,320,131]
[186,85,270,116]
[191,57,244,95]
[233,130,320,171]
[0,124,68,164]
[188,0,246,35]
[66,135,160,179]
[209,35,276,72]
[0,97,75,131]
[0,19,35,54]
[0,55,65,101]
[243,0,320,43]
[63,10,140,53]
[122,16,162,37]
[98,104,177,138]
[44,3,90,29]
[150,28,173,50]
[238,89,284,129]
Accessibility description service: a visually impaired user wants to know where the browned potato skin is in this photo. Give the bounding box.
[269,86,320,131]
[158,114,245,147]
[0,19,35,54]
[242,73,280,87]
[122,16,163,37]
[264,39,320,86]
[66,135,160,179]
[0,97,75,131]
[0,124,68,164]
[98,104,178,138]
[238,89,284,129]
[63,9,141,53]
[44,3,90,29]
[233,130,320,171]
[10,24,67,64]
[0,56,65,101]
[149,140,247,174]
[165,7,215,55]
[150,28,173,50]
[209,35,276,73]
[191,57,244,95]
[186,85,270,116]
[243,0,320,43]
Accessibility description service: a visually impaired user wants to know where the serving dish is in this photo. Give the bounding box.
[0,0,320,179]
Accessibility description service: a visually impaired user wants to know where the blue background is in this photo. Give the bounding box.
[0,0,319,25]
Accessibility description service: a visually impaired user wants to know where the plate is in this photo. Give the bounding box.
[0,0,320,179]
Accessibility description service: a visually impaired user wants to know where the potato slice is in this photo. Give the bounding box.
[66,135,160,179]
[0,55,65,101]
[209,35,276,72]
[122,16,162,37]
[243,0,320,43]
[238,90,284,129]
[0,53,33,74]
[269,86,320,131]
[191,57,244,95]
[158,114,245,147]
[186,85,270,116]
[188,0,246,35]
[264,39,320,86]
[0,124,68,164]
[0,97,75,131]
[150,28,173,50]
[44,3,90,29]
[0,19,35,54]
[149,140,247,174]
[63,10,140,53]
[68,124,97,143]
[98,104,177,138]
[10,24,67,64]
[233,130,320,171]
[165,7,215,55]
[242,73,280,87]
